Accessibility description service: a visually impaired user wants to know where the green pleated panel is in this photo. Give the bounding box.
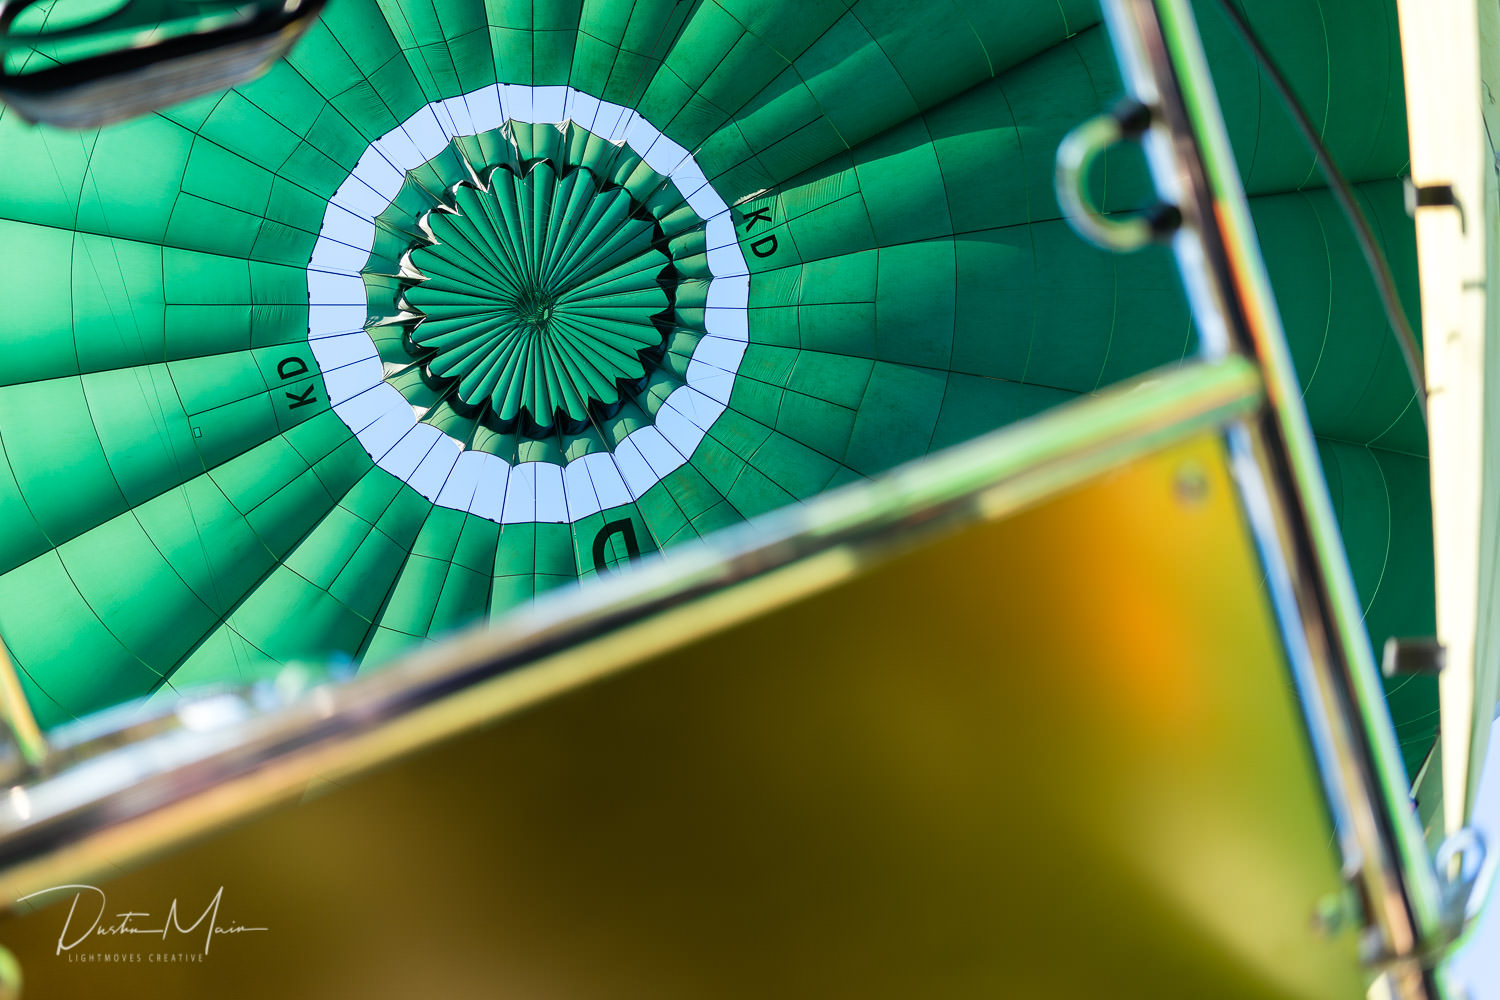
[0,0,1436,775]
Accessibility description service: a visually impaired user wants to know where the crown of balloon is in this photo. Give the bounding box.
[368,122,711,443]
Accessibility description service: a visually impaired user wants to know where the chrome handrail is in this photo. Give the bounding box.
[1058,0,1456,994]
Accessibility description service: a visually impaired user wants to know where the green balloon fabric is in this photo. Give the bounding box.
[0,0,1436,774]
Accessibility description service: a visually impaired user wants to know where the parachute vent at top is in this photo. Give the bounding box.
[387,130,688,439]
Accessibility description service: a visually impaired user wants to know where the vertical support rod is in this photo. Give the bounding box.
[1092,0,1450,992]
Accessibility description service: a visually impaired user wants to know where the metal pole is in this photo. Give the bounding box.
[1078,0,1452,992]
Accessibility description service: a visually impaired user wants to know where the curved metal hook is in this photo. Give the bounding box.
[1436,826,1496,935]
[1055,100,1179,253]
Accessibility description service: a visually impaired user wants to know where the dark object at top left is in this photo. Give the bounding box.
[0,0,326,129]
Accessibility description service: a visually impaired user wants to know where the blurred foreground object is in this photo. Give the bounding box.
[0,0,325,127]
[0,404,1382,1000]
